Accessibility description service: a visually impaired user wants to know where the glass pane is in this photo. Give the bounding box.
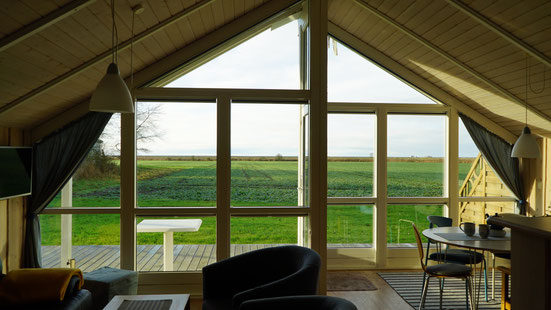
[328,38,435,103]
[137,101,216,207]
[47,117,121,208]
[387,205,443,247]
[328,114,374,197]
[231,104,300,207]
[328,205,373,248]
[230,216,299,256]
[459,119,479,188]
[40,214,120,271]
[165,21,300,89]
[302,110,310,207]
[136,216,216,272]
[387,115,445,197]
[458,123,514,199]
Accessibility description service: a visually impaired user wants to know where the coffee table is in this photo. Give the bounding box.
[103,294,190,310]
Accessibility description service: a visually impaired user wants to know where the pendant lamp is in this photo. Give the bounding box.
[90,0,134,113]
[511,55,540,158]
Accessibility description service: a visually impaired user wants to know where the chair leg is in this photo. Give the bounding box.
[492,253,496,300]
[484,257,488,302]
[465,279,469,310]
[467,277,475,310]
[439,278,443,310]
[420,275,430,310]
[421,271,427,297]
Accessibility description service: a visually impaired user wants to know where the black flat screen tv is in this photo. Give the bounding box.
[0,146,33,200]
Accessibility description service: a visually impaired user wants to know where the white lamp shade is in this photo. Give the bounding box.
[90,63,134,113]
[511,126,540,158]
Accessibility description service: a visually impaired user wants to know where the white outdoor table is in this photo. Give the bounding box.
[137,219,202,271]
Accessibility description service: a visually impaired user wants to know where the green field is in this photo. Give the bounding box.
[41,159,472,246]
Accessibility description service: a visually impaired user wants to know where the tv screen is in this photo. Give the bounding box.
[0,147,33,200]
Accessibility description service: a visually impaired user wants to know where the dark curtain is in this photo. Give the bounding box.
[459,113,526,214]
[24,112,112,268]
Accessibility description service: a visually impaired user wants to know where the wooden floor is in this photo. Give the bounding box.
[327,271,414,310]
[188,271,413,310]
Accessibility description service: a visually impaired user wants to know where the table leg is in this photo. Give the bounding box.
[492,253,495,300]
[163,232,174,271]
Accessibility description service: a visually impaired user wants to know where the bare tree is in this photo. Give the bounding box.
[100,103,164,154]
[135,103,164,153]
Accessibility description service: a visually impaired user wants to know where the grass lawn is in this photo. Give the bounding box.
[41,159,472,246]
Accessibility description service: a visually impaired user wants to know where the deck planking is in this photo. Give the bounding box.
[41,243,373,272]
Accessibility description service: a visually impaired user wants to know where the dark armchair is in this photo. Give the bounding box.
[202,245,321,310]
[239,296,358,310]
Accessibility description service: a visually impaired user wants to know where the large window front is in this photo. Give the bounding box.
[38,1,518,282]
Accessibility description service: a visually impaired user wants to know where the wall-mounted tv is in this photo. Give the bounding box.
[0,146,33,200]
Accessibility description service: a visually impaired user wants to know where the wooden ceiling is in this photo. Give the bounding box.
[0,0,550,141]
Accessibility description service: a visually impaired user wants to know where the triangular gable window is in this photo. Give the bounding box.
[163,20,301,89]
[328,38,437,104]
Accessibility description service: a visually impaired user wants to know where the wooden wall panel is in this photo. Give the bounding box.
[0,127,27,271]
[460,158,516,223]
[545,138,551,216]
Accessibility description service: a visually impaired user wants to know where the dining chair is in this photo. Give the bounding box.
[413,223,475,310]
[424,215,488,302]
[491,252,510,300]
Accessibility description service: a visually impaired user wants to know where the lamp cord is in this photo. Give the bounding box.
[111,0,119,65]
[524,55,547,128]
[131,9,135,93]
[524,53,530,127]
[528,56,545,95]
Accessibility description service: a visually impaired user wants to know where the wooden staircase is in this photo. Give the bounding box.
[458,154,515,223]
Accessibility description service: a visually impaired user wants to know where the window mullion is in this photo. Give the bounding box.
[120,110,137,270]
[216,96,231,261]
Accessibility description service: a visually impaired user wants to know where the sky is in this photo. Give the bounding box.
[104,21,479,158]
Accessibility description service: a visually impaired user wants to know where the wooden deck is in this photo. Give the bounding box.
[42,244,290,272]
[41,243,377,272]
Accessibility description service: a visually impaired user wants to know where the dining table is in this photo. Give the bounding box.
[422,226,511,309]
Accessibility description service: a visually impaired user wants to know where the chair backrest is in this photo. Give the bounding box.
[412,223,426,271]
[427,215,452,228]
[239,295,358,310]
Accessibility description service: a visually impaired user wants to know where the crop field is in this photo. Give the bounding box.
[41,159,473,246]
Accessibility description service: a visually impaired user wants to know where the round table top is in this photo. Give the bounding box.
[422,226,511,253]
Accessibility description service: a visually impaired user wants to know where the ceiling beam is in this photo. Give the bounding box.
[0,0,96,52]
[352,0,551,125]
[0,0,216,116]
[328,22,518,143]
[31,0,302,141]
[446,0,551,70]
